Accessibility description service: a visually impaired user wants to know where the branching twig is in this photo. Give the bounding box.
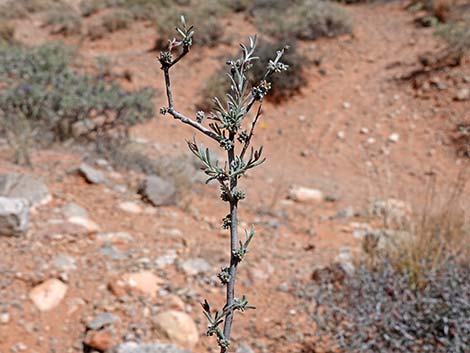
[158,16,288,353]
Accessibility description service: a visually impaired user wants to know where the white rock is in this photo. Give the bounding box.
[388,133,400,143]
[68,216,100,233]
[0,197,29,237]
[29,279,68,311]
[78,163,105,184]
[0,174,51,207]
[455,88,470,101]
[337,131,345,140]
[288,186,324,203]
[118,201,142,214]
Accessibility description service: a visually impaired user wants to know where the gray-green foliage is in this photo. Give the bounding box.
[436,15,470,57]
[251,0,352,40]
[0,43,155,164]
[199,39,307,110]
[158,17,288,352]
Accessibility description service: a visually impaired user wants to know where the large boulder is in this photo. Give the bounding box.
[0,173,51,208]
[0,197,29,236]
[139,175,177,207]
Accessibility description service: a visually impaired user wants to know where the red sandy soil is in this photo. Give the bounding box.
[0,1,469,353]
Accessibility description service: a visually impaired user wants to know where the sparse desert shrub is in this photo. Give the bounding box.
[0,43,155,164]
[154,1,226,49]
[158,16,288,352]
[453,122,470,157]
[0,0,58,19]
[199,40,307,109]
[79,0,103,17]
[43,6,83,35]
[101,9,133,32]
[436,15,470,57]
[87,24,107,40]
[0,23,15,44]
[312,170,470,353]
[251,0,352,40]
[313,260,470,353]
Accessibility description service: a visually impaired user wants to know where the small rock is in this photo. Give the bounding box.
[288,186,324,203]
[342,101,351,109]
[153,310,199,349]
[29,279,68,311]
[122,271,164,298]
[52,253,76,271]
[360,127,369,134]
[166,295,186,311]
[68,216,100,233]
[334,206,355,219]
[388,133,400,143]
[87,313,120,330]
[237,343,255,353]
[98,243,126,260]
[337,131,345,140]
[0,197,29,237]
[78,163,105,184]
[61,202,88,219]
[155,250,177,269]
[367,137,376,145]
[118,201,142,214]
[112,341,189,353]
[0,312,10,324]
[179,258,211,276]
[455,88,470,101]
[139,175,177,207]
[97,232,133,243]
[0,173,51,207]
[84,330,116,352]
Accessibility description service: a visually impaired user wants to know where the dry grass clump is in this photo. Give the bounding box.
[101,9,133,32]
[251,0,352,40]
[312,169,470,353]
[43,6,83,35]
[0,23,15,44]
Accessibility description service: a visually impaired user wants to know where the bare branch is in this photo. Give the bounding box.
[240,104,262,160]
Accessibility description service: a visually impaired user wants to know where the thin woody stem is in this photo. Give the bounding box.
[240,104,262,160]
[221,133,239,353]
[161,49,220,142]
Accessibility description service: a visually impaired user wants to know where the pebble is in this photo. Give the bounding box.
[78,163,106,184]
[29,279,68,311]
[288,186,324,203]
[87,312,120,330]
[455,88,470,101]
[179,258,211,276]
[0,312,10,324]
[388,132,400,143]
[153,310,199,349]
[118,201,142,214]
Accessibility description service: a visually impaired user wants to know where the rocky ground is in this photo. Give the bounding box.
[1,1,469,353]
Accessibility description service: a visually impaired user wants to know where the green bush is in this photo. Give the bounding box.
[102,9,133,32]
[436,15,470,56]
[154,1,226,49]
[0,23,15,44]
[198,39,306,109]
[43,7,83,35]
[79,0,103,17]
[0,43,155,164]
[0,0,57,20]
[251,0,352,40]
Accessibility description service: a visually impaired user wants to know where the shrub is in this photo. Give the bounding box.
[43,7,83,35]
[251,0,352,40]
[79,0,103,17]
[199,39,307,109]
[0,43,156,164]
[154,1,226,49]
[313,260,470,353]
[436,15,470,57]
[101,9,133,32]
[0,0,56,19]
[158,17,288,352]
[312,171,470,353]
[0,23,15,44]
